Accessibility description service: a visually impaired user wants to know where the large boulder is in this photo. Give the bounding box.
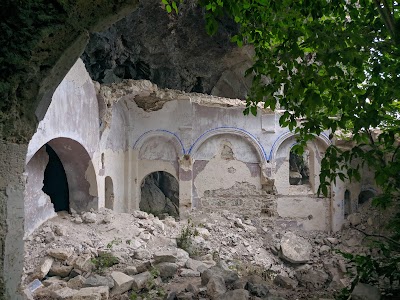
[351,283,381,300]
[280,232,312,264]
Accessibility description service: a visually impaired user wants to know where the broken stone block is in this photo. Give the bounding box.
[207,276,227,300]
[246,275,269,297]
[131,271,152,290]
[156,262,178,279]
[82,212,97,223]
[132,210,149,219]
[125,266,137,275]
[153,250,178,263]
[67,275,86,289]
[53,225,66,236]
[295,268,329,290]
[180,268,200,277]
[273,275,298,289]
[32,257,54,280]
[201,266,239,286]
[134,249,151,260]
[348,213,362,226]
[319,245,331,255]
[220,289,249,300]
[51,287,78,299]
[84,274,114,289]
[185,258,207,272]
[351,283,381,300]
[280,232,312,264]
[49,261,73,277]
[72,286,109,300]
[73,254,93,272]
[110,271,134,295]
[47,248,74,261]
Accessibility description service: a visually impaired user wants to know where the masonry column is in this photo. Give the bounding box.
[179,155,192,219]
[0,141,27,300]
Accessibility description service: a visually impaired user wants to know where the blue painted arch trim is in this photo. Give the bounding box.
[188,126,267,163]
[269,131,331,161]
[133,129,186,155]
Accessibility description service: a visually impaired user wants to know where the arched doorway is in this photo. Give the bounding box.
[140,171,179,219]
[25,137,98,235]
[105,176,114,209]
[358,190,375,206]
[344,190,351,218]
[42,144,70,212]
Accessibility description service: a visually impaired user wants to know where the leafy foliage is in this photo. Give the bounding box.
[91,252,119,273]
[161,0,400,296]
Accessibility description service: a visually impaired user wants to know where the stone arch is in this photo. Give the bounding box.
[26,137,98,221]
[105,176,114,209]
[189,127,267,163]
[139,171,180,219]
[272,132,330,194]
[134,130,185,160]
[269,131,331,162]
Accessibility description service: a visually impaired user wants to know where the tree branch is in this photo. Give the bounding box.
[374,0,398,43]
[350,226,400,248]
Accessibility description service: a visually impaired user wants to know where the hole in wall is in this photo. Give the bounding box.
[344,189,351,218]
[358,190,375,206]
[289,149,310,185]
[42,144,70,212]
[140,171,179,219]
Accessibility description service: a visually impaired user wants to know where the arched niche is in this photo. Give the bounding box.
[272,132,329,195]
[139,171,179,219]
[134,130,185,161]
[105,176,114,210]
[190,130,264,211]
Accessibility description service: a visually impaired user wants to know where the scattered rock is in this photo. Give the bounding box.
[48,261,73,277]
[273,274,298,289]
[156,262,179,280]
[348,213,362,226]
[351,283,381,300]
[47,248,74,261]
[220,289,249,300]
[110,271,134,295]
[32,257,54,280]
[131,271,152,290]
[84,274,114,289]
[153,250,178,263]
[207,276,227,300]
[82,212,97,223]
[280,232,312,264]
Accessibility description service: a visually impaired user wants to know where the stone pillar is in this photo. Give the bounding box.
[0,140,27,299]
[178,155,193,219]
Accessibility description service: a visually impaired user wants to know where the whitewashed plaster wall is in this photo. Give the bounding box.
[25,59,101,235]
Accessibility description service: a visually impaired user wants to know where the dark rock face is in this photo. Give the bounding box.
[140,171,179,218]
[82,0,252,98]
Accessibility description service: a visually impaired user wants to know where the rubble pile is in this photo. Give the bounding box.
[22,205,383,299]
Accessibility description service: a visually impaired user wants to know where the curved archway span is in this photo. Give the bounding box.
[133,129,186,155]
[269,131,331,162]
[189,127,267,163]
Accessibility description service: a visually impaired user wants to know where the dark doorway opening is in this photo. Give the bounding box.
[140,171,179,219]
[42,144,70,212]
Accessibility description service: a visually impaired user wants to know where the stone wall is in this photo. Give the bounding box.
[0,141,27,299]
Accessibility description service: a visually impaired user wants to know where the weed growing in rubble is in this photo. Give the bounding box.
[176,218,200,256]
[107,238,121,249]
[91,252,119,273]
[128,267,165,300]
